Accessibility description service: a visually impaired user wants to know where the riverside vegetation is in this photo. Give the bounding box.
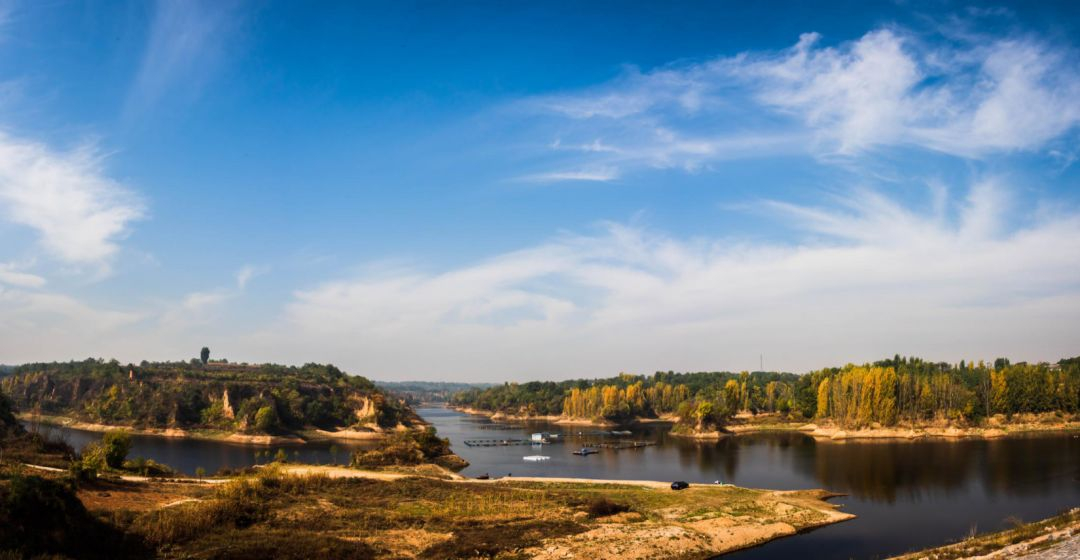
[450,355,1080,436]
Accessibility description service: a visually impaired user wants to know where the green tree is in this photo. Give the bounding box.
[254,405,279,433]
[101,430,131,469]
[200,347,210,365]
[274,448,288,463]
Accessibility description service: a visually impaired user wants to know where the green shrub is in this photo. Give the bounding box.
[80,441,107,472]
[122,457,176,477]
[102,430,132,469]
[349,427,465,470]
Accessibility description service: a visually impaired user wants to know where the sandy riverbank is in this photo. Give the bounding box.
[451,406,676,427]
[454,407,1080,441]
[727,419,1080,441]
[18,413,393,445]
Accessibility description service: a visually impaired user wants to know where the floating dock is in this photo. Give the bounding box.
[588,440,655,450]
[464,438,558,447]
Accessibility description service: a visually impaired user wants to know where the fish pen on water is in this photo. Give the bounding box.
[463,438,560,447]
[583,440,656,450]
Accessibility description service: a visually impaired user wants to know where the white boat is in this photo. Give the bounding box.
[522,455,550,461]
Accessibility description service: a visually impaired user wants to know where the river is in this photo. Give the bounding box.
[26,406,1080,559]
[420,406,1078,559]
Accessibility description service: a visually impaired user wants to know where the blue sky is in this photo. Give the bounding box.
[0,1,1078,381]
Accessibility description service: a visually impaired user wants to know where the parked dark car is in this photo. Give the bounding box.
[670,481,689,490]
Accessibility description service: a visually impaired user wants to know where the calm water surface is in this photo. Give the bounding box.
[28,407,1080,559]
[421,406,1080,560]
[22,422,370,475]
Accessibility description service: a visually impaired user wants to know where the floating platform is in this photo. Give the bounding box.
[588,440,655,450]
[464,438,557,447]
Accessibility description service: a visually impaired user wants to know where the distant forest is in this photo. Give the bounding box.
[450,356,1080,429]
[377,381,492,404]
[2,359,414,434]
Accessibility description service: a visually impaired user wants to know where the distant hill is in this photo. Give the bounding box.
[2,359,418,437]
[377,381,493,404]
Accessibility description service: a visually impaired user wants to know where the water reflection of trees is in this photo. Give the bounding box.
[979,436,1080,498]
[669,432,813,482]
[805,435,1079,503]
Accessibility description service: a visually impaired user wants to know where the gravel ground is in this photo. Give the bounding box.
[1016,533,1080,559]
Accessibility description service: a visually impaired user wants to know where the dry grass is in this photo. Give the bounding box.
[75,466,851,560]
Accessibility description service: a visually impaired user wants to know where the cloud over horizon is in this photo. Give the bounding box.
[248,179,1080,380]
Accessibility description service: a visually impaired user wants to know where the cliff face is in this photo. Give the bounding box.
[1,359,418,436]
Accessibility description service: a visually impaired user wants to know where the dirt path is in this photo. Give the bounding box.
[490,475,673,489]
[280,465,677,489]
[20,462,229,484]
[281,465,413,480]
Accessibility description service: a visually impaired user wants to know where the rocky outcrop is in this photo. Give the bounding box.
[222,389,235,419]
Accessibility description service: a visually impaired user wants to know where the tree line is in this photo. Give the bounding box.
[1,358,413,434]
[451,355,1080,429]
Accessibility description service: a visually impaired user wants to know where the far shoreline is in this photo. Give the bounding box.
[449,406,1080,442]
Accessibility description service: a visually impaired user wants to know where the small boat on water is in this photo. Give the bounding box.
[611,430,632,435]
[572,448,599,456]
[522,455,550,462]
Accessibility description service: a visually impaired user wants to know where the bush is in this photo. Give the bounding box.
[80,441,107,472]
[586,497,630,518]
[102,430,132,469]
[122,457,176,477]
[350,427,456,469]
[68,461,98,485]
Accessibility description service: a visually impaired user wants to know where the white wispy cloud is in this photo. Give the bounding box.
[242,179,1080,379]
[523,23,1080,178]
[125,0,240,116]
[0,261,44,288]
[235,264,267,289]
[519,166,621,183]
[0,132,144,271]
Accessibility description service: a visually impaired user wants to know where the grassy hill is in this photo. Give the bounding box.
[1,359,418,437]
